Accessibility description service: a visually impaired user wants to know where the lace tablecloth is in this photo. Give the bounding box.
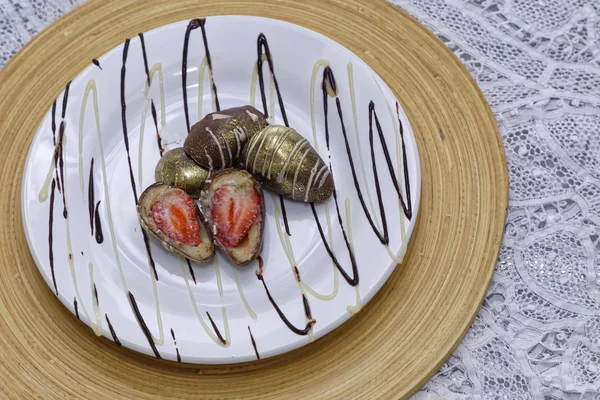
[2,0,599,398]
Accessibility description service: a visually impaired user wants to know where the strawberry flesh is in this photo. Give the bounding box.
[151,189,202,246]
[211,184,261,248]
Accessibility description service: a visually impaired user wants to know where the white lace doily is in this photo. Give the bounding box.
[2,0,599,398]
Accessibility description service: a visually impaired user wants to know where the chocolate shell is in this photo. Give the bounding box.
[155,147,210,198]
[201,169,265,265]
[138,183,215,263]
[184,106,267,169]
[240,125,334,203]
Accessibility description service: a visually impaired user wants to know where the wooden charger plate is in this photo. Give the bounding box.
[0,0,507,398]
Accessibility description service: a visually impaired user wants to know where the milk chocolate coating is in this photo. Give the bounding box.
[184,106,266,169]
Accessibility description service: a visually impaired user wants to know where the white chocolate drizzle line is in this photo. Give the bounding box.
[61,136,92,324]
[179,258,230,347]
[233,268,257,320]
[38,139,61,202]
[89,262,103,336]
[197,56,217,120]
[85,78,164,345]
[373,77,408,264]
[249,55,266,109]
[78,80,102,194]
[214,256,224,299]
[271,193,315,340]
[137,63,166,190]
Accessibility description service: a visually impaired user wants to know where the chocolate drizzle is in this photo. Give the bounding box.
[255,33,291,236]
[93,283,99,305]
[151,101,164,157]
[92,59,102,70]
[396,102,413,220]
[48,179,58,295]
[206,312,227,345]
[138,33,151,86]
[120,37,159,281]
[171,328,181,362]
[88,158,95,235]
[50,99,62,193]
[62,80,71,119]
[94,201,104,244]
[182,18,219,133]
[309,68,359,286]
[73,297,79,320]
[256,257,314,335]
[105,314,121,346]
[186,258,197,284]
[128,291,161,358]
[248,326,260,360]
[57,121,67,219]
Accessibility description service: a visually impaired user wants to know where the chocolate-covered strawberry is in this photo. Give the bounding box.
[240,125,334,203]
[201,169,265,265]
[138,183,214,263]
[184,105,267,170]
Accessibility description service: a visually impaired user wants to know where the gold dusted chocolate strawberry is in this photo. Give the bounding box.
[138,183,214,263]
[201,169,265,265]
[184,106,267,170]
[240,125,334,203]
[155,147,210,198]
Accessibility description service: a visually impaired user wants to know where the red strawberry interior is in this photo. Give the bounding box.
[151,188,202,246]
[211,184,261,248]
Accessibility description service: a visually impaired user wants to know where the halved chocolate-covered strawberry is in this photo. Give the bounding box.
[201,169,265,265]
[138,183,214,263]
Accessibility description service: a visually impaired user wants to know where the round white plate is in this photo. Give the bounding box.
[21,16,421,363]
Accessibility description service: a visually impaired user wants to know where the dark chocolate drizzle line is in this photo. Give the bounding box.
[92,59,102,70]
[186,258,197,284]
[74,297,80,320]
[182,18,219,133]
[206,312,227,345]
[170,328,181,362]
[61,80,71,119]
[396,102,413,220]
[309,68,359,286]
[57,121,67,219]
[255,33,291,236]
[51,99,57,145]
[128,291,161,358]
[120,37,159,281]
[120,39,138,201]
[50,100,61,193]
[56,79,71,218]
[105,314,122,346]
[257,33,288,126]
[88,158,95,235]
[48,179,58,295]
[335,99,411,247]
[94,200,104,244]
[138,33,164,159]
[151,101,164,157]
[256,257,314,336]
[93,283,99,305]
[138,33,151,86]
[248,326,260,360]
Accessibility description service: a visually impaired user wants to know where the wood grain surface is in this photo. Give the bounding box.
[0,0,507,398]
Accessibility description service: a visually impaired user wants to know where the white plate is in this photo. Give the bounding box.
[21,16,421,363]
